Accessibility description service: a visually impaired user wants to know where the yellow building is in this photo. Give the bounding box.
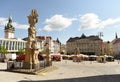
[66,34,102,55]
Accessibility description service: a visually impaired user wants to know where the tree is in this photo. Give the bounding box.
[0,46,7,55]
[100,52,104,56]
[40,50,47,54]
[17,48,25,55]
[60,51,64,54]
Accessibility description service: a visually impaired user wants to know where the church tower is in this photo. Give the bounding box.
[4,16,15,39]
[115,32,118,39]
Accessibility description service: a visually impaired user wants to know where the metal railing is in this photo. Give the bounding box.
[7,60,52,70]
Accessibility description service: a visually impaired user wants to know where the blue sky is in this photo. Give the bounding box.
[0,0,120,44]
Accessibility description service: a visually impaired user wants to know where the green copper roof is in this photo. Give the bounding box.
[4,16,15,31]
[9,15,12,23]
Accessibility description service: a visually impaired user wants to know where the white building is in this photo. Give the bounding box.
[0,38,26,53]
[0,16,26,53]
[36,36,61,54]
[52,38,61,54]
[36,36,52,52]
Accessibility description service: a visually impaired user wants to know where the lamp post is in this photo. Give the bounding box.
[98,32,103,55]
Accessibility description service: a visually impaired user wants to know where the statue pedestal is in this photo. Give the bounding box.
[23,48,39,70]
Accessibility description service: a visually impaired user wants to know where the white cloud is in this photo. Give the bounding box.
[79,13,100,30]
[99,18,120,28]
[0,17,28,30]
[0,17,8,29]
[12,22,28,29]
[43,14,76,32]
[79,13,120,30]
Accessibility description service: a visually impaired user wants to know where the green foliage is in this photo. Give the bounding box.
[60,51,64,54]
[40,50,47,54]
[17,48,25,55]
[0,46,7,55]
[40,49,50,55]
[100,52,104,56]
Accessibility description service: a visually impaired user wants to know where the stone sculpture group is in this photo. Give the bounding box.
[23,9,39,69]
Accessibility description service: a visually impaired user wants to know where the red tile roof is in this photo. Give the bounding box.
[36,36,52,40]
[113,38,120,44]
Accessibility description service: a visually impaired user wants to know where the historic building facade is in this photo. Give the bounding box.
[103,41,113,55]
[0,38,26,53]
[1,16,61,54]
[109,33,120,56]
[4,16,15,39]
[36,36,61,54]
[23,36,61,54]
[112,38,120,56]
[66,34,102,55]
[0,16,26,53]
[52,38,61,54]
[36,36,52,52]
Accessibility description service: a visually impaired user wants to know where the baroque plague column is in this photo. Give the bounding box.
[23,9,39,69]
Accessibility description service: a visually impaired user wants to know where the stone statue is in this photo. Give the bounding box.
[31,40,38,49]
[28,9,38,27]
[27,9,38,49]
[24,9,39,69]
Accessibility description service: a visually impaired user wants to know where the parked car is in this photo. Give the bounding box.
[106,56,114,62]
[16,54,25,61]
[38,54,44,61]
[89,55,97,61]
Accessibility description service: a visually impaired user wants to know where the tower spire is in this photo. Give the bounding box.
[115,32,118,39]
[9,15,12,23]
[56,38,61,43]
[4,15,15,38]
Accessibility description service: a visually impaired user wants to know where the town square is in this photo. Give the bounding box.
[0,0,120,82]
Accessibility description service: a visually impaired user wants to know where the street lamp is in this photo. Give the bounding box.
[98,32,103,55]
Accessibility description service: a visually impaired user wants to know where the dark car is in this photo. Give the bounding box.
[106,56,114,62]
[38,54,44,61]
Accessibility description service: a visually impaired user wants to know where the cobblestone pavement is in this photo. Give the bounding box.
[0,60,120,82]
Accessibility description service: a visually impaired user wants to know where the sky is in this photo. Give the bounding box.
[0,0,120,44]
